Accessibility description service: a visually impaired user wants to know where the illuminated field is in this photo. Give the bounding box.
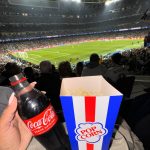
[13,39,143,66]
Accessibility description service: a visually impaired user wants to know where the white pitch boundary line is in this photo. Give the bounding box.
[27,57,40,62]
[38,48,73,53]
[16,53,42,63]
[39,50,60,53]
[29,53,70,61]
[26,57,40,63]
[47,54,71,59]
[29,54,42,58]
[35,50,70,55]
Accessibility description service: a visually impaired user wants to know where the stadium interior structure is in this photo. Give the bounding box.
[0,0,150,39]
[0,0,150,150]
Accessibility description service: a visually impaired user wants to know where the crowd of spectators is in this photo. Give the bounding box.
[0,29,148,56]
[0,35,149,79]
[0,46,149,96]
[0,34,150,149]
[0,28,149,41]
[0,0,149,39]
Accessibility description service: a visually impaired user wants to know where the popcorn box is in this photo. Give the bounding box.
[60,76,123,150]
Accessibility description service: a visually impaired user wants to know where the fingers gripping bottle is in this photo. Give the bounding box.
[9,73,70,150]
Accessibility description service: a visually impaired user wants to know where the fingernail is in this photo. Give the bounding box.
[8,93,15,105]
[41,91,46,94]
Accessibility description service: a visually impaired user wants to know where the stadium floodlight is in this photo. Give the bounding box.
[62,0,81,3]
[105,0,112,6]
[72,0,81,3]
[105,0,121,6]
[62,0,69,2]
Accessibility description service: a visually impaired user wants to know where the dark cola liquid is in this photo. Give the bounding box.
[17,88,70,150]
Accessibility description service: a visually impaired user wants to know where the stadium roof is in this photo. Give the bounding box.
[9,0,107,5]
[80,0,106,3]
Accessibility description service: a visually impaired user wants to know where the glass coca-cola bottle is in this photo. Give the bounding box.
[9,73,70,150]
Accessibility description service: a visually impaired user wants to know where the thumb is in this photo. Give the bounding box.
[1,93,17,127]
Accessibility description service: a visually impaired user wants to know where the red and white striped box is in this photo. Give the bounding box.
[60,76,123,150]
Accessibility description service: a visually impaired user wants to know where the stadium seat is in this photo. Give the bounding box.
[134,114,150,150]
[115,76,135,98]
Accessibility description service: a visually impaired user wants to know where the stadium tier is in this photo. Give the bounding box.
[144,32,150,47]
[0,0,150,40]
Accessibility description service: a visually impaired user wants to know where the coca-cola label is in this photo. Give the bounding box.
[24,105,58,136]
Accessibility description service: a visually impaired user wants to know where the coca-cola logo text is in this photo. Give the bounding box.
[27,107,54,130]
[24,105,58,136]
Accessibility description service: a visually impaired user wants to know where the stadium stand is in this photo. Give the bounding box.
[0,0,150,40]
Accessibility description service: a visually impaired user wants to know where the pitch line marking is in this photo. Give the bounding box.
[37,50,70,55]
[27,57,40,63]
[29,54,42,58]
[45,54,71,59]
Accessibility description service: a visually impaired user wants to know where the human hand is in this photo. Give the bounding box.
[0,82,37,150]
[0,92,32,150]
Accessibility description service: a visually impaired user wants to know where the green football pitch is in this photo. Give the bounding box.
[13,39,143,66]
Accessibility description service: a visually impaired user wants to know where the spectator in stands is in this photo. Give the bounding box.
[0,62,21,86]
[127,52,137,73]
[35,61,64,121]
[51,64,60,77]
[0,65,5,85]
[58,61,76,79]
[75,61,84,77]
[24,67,37,83]
[143,58,150,74]
[81,53,107,77]
[105,53,128,83]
